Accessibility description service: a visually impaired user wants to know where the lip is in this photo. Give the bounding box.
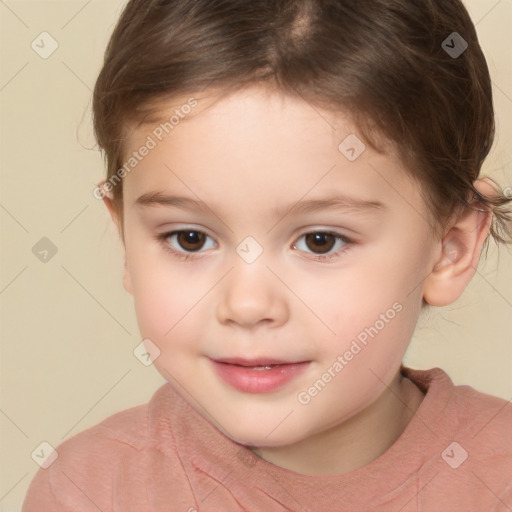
[213,357,300,366]
[210,357,311,394]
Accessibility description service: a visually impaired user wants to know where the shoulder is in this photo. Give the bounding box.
[23,383,189,512]
[402,367,511,508]
[448,375,511,441]
[404,365,511,440]
[50,389,160,468]
[446,384,511,508]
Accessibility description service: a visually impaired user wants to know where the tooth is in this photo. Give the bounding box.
[252,365,273,370]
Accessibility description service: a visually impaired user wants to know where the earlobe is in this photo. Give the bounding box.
[423,180,494,307]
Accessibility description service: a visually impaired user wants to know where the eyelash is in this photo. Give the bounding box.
[156,229,354,263]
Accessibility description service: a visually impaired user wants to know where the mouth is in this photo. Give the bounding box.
[209,357,311,393]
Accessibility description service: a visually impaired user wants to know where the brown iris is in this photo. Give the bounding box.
[304,233,336,254]
[177,231,206,252]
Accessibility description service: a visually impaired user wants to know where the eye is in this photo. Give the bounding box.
[293,231,351,260]
[158,229,216,255]
[157,229,353,262]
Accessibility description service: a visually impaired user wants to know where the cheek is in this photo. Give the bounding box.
[126,247,187,336]
[339,301,415,369]
[310,248,424,382]
[301,303,417,428]
[314,261,416,343]
[127,245,219,354]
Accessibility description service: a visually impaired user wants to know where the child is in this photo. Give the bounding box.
[23,0,511,510]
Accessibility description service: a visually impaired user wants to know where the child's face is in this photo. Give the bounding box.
[118,86,439,448]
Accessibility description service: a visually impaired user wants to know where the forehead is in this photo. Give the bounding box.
[121,86,425,222]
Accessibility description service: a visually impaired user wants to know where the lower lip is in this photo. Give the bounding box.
[211,360,310,393]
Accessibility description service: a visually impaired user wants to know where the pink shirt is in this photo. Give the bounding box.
[23,366,511,511]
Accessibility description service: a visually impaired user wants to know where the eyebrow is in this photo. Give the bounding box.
[135,192,386,217]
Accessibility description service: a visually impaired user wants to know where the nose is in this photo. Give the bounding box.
[216,260,289,330]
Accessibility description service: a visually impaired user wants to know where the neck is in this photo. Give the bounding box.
[251,370,425,476]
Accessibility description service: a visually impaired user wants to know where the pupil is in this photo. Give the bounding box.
[314,234,328,245]
[186,232,200,242]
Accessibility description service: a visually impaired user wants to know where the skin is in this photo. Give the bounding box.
[102,85,493,476]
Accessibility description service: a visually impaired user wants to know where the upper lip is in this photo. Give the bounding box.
[211,357,308,366]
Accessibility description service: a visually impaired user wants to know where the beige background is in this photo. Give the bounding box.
[0,0,511,509]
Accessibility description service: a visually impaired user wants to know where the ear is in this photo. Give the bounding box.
[101,187,120,230]
[99,182,133,296]
[422,178,495,306]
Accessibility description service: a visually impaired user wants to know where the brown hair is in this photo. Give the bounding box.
[93,0,512,246]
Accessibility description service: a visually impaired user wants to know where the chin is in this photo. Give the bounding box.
[216,418,310,449]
